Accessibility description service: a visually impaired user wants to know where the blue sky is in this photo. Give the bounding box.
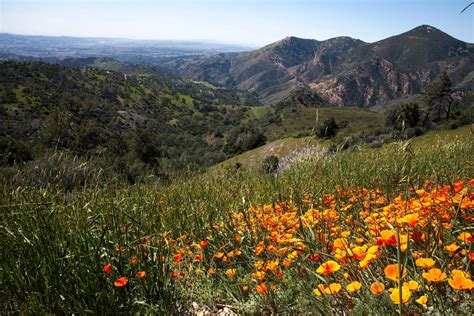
[1,0,472,46]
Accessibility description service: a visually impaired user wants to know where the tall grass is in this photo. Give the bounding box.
[0,137,472,313]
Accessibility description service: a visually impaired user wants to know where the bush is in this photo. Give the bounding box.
[316,117,339,139]
[262,155,279,174]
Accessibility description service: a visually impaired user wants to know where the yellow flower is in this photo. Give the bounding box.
[316,260,341,275]
[416,295,428,307]
[251,271,266,281]
[346,281,362,293]
[403,280,419,291]
[314,283,342,296]
[422,268,447,282]
[448,270,474,290]
[225,268,237,278]
[389,286,411,305]
[415,258,436,269]
[458,232,473,243]
[445,243,460,253]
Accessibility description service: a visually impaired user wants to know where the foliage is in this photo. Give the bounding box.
[316,117,340,139]
[1,133,472,314]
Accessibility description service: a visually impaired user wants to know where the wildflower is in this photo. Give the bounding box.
[102,263,112,273]
[198,240,209,248]
[316,260,341,275]
[377,230,397,246]
[256,282,268,294]
[225,269,237,278]
[114,277,128,287]
[384,264,407,282]
[308,253,320,262]
[448,270,474,290]
[136,271,146,279]
[242,285,249,292]
[266,259,279,271]
[115,245,125,251]
[415,258,435,269]
[445,243,460,253]
[255,242,265,255]
[389,286,411,304]
[403,280,419,291]
[458,232,473,243]
[370,282,385,295]
[422,268,447,282]
[251,271,266,281]
[207,268,217,275]
[416,295,428,307]
[346,281,362,293]
[314,283,342,296]
[130,257,138,265]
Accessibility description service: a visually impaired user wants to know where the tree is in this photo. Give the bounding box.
[316,117,339,139]
[385,102,423,131]
[423,71,453,121]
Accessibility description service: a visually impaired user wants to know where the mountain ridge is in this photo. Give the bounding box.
[162,25,474,107]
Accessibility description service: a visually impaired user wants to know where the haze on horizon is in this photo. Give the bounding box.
[1,0,473,47]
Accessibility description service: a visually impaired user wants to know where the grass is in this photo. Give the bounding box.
[262,107,384,141]
[0,129,473,314]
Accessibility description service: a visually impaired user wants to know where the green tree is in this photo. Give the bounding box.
[316,117,339,139]
[423,71,453,121]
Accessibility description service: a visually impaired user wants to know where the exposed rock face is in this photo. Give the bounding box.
[163,25,474,107]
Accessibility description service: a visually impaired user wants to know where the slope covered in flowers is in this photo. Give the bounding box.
[103,178,474,314]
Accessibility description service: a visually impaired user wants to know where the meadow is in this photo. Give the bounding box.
[1,128,473,314]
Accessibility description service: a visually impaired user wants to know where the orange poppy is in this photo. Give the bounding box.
[256,282,268,294]
[384,264,407,282]
[225,269,237,278]
[370,282,385,295]
[136,271,146,279]
[448,270,474,290]
[415,258,435,269]
[422,268,447,282]
[389,286,411,305]
[316,260,341,275]
[114,277,128,287]
[102,263,112,273]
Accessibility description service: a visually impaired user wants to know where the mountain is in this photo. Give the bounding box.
[163,25,474,107]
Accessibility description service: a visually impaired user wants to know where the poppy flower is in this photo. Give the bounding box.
[448,270,474,290]
[403,280,419,291]
[346,281,362,293]
[416,295,428,307]
[130,257,138,265]
[225,268,237,278]
[316,260,341,275]
[384,264,407,282]
[102,263,112,273]
[415,258,435,269]
[444,243,460,253]
[256,282,268,294]
[114,277,128,287]
[370,282,385,295]
[458,232,473,243]
[422,268,447,282]
[136,271,146,279]
[389,286,411,305]
[313,283,342,296]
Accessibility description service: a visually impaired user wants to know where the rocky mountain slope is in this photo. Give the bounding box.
[163,25,474,107]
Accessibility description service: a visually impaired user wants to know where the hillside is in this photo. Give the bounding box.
[163,25,474,107]
[0,60,263,181]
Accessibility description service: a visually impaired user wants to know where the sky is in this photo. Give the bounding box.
[0,0,473,47]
